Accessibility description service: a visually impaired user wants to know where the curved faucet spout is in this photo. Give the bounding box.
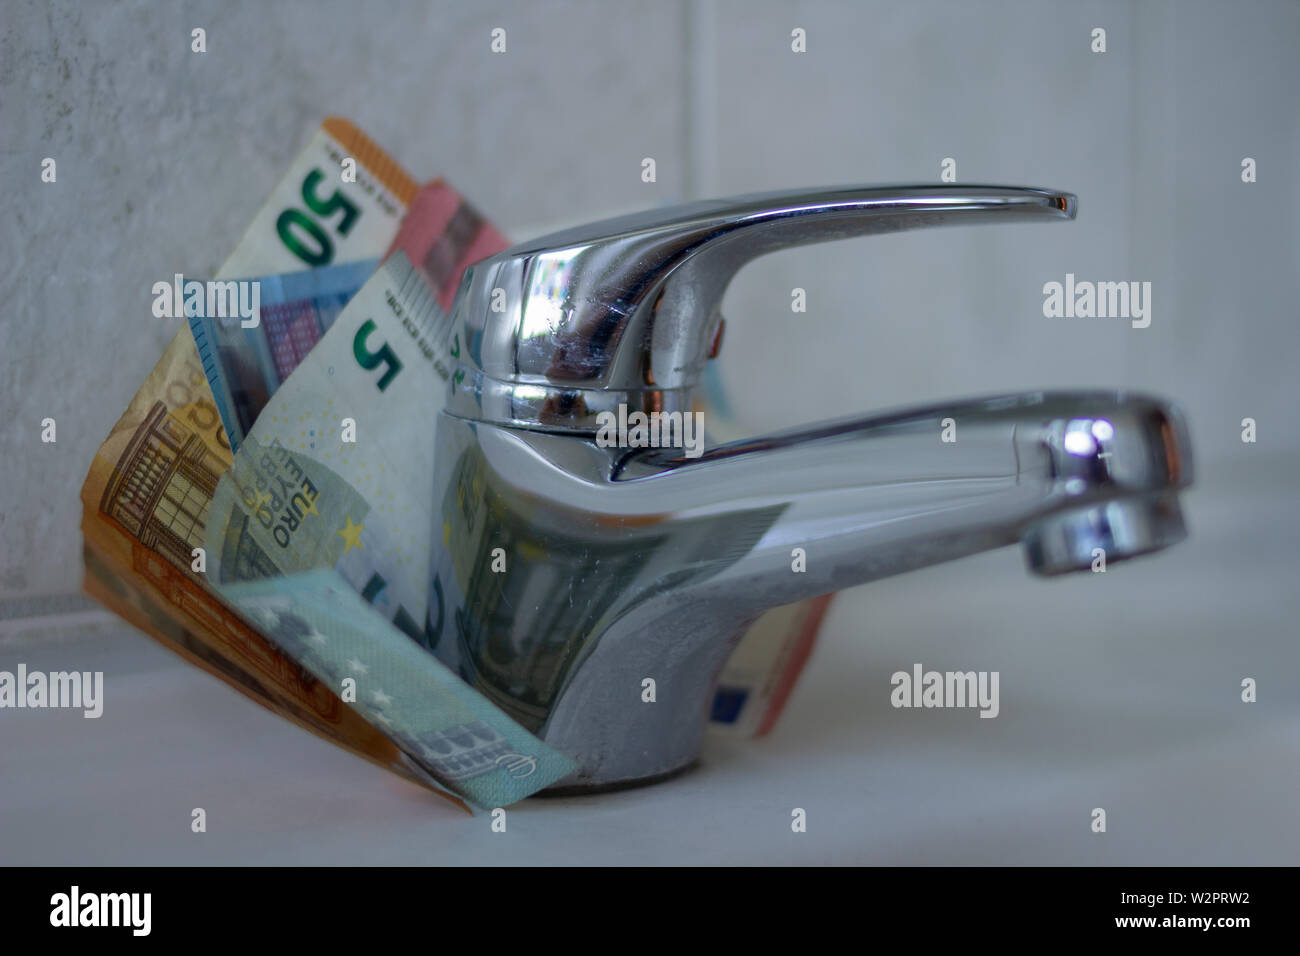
[614,389,1190,586]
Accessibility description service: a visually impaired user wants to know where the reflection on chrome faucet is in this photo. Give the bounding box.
[594,404,707,458]
[427,428,783,733]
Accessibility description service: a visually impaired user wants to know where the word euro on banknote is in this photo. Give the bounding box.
[187,258,380,451]
[206,251,448,637]
[77,119,465,800]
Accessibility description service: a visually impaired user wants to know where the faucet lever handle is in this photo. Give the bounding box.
[450,184,1076,431]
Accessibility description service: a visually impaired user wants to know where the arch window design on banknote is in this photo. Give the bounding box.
[98,401,222,573]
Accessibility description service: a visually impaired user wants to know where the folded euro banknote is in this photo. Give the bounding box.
[80,119,566,810]
[80,117,829,811]
[80,117,456,803]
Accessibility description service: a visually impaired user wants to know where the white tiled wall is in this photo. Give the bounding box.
[3,0,1297,607]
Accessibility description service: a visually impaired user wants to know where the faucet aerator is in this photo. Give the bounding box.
[1023,493,1189,576]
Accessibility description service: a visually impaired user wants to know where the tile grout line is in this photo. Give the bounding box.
[0,592,115,640]
[685,0,717,200]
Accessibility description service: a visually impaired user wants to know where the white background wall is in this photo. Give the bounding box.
[2,0,1297,604]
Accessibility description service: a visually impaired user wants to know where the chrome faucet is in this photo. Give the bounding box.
[423,185,1193,791]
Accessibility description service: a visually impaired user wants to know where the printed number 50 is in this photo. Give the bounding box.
[276,168,361,267]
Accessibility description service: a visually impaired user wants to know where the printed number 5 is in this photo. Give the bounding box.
[353,319,403,390]
[449,334,465,393]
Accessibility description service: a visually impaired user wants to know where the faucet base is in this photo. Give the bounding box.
[535,759,700,797]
